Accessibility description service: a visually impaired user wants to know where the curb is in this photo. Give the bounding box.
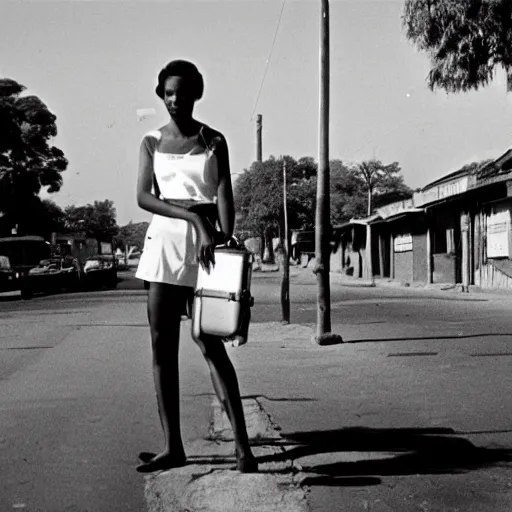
[143,398,309,512]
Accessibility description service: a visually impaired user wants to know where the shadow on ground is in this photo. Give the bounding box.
[349,333,512,344]
[256,427,512,487]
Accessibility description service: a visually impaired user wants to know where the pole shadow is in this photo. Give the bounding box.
[256,427,512,487]
[348,333,512,344]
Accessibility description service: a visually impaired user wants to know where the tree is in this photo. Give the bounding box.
[0,78,68,234]
[117,221,149,251]
[403,0,512,93]
[234,155,318,261]
[350,160,412,216]
[31,199,66,238]
[64,200,119,241]
[330,159,367,225]
[235,156,413,238]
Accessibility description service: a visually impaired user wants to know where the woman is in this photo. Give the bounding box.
[135,60,257,473]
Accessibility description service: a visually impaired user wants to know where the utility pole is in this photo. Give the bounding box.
[366,185,374,284]
[461,211,470,292]
[314,0,342,345]
[256,114,263,163]
[281,159,290,324]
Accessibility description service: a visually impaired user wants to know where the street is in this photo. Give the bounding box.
[0,269,511,511]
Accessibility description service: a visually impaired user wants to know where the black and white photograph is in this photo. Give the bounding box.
[0,0,511,510]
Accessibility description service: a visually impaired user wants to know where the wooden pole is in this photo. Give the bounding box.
[256,114,262,163]
[281,160,290,324]
[476,211,482,286]
[426,226,433,284]
[461,211,470,292]
[314,0,341,345]
[390,233,395,279]
[378,233,384,278]
[366,222,374,284]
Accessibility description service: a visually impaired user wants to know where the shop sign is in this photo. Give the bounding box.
[394,234,413,253]
[414,176,469,207]
[487,209,511,258]
[378,199,414,219]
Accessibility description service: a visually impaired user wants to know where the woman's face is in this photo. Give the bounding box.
[163,75,197,121]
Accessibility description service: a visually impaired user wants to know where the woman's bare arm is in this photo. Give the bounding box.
[215,135,235,238]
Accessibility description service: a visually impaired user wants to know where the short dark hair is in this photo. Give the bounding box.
[155,60,204,101]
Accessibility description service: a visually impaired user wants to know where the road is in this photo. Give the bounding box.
[0,269,510,511]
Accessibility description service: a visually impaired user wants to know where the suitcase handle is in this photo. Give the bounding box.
[195,288,254,306]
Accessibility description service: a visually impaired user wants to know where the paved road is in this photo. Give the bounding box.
[0,270,510,511]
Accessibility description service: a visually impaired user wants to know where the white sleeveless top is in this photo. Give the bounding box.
[135,127,220,287]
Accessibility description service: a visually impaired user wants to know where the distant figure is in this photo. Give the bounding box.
[134,60,257,473]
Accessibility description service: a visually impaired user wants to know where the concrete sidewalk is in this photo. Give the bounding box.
[143,305,512,511]
[291,263,512,301]
[144,396,309,512]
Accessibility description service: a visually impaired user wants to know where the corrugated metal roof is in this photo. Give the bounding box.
[476,148,512,181]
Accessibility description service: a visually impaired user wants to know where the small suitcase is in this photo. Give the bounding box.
[192,247,254,342]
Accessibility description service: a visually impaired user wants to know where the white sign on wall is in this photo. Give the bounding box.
[414,176,470,206]
[394,234,413,253]
[487,208,511,258]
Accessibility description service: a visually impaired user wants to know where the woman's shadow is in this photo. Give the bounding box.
[255,426,512,487]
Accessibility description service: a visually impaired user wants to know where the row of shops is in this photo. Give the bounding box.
[331,148,512,290]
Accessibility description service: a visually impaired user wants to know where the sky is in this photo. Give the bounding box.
[1,0,512,226]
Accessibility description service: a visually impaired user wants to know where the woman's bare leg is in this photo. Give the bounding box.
[137,283,186,472]
[194,335,257,472]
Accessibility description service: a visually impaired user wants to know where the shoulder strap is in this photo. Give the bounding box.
[199,124,210,151]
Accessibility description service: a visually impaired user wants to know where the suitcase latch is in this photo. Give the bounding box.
[195,289,254,306]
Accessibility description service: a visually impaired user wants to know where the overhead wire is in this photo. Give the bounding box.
[249,0,287,122]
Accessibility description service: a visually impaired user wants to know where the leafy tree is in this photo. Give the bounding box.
[234,155,318,260]
[32,199,66,238]
[0,78,68,234]
[235,156,413,246]
[330,159,367,226]
[64,200,119,241]
[403,0,512,93]
[117,221,149,251]
[235,155,318,232]
[350,160,412,216]
[455,158,494,175]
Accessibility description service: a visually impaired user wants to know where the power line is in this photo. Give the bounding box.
[249,0,287,122]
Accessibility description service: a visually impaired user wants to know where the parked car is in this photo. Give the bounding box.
[21,256,81,299]
[83,255,118,290]
[0,236,51,293]
[0,255,23,293]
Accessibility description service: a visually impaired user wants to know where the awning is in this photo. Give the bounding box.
[380,208,424,222]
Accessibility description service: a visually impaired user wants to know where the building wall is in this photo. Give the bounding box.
[390,224,414,283]
[394,250,413,282]
[476,260,512,289]
[330,246,343,273]
[342,246,364,278]
[331,226,366,278]
[432,253,456,283]
[412,233,428,283]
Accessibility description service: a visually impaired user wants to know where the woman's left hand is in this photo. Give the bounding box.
[194,217,228,271]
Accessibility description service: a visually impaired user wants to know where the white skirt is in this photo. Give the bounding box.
[135,214,199,288]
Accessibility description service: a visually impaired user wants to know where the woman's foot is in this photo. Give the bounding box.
[136,451,187,473]
[138,451,157,463]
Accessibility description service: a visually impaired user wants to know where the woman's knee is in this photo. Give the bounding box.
[194,335,225,359]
